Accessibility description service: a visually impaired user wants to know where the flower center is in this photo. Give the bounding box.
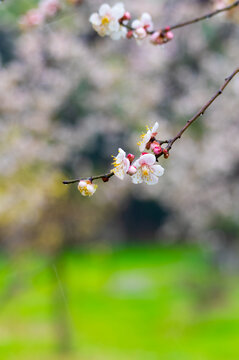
[101,15,110,25]
[142,165,149,176]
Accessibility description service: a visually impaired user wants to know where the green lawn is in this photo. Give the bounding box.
[0,245,239,359]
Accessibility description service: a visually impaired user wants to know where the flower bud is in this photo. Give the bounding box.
[127,165,137,176]
[78,180,97,197]
[166,31,174,41]
[127,153,135,163]
[122,11,131,21]
[163,149,169,159]
[127,30,133,39]
[153,146,162,156]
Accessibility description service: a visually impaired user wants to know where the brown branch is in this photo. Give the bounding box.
[63,171,114,185]
[168,0,239,32]
[124,0,239,35]
[64,68,239,185]
[157,67,239,156]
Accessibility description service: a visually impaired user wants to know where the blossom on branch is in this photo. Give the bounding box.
[89,2,128,40]
[131,153,164,185]
[78,180,98,197]
[112,148,130,180]
[138,122,159,152]
[131,13,154,40]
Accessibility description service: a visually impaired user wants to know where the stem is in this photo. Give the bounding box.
[63,172,114,185]
[124,1,239,35]
[160,67,239,154]
[64,68,239,184]
[169,0,239,31]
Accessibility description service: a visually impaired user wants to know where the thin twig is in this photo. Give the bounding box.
[158,67,239,155]
[63,68,239,185]
[168,0,239,31]
[124,0,239,35]
[63,172,114,185]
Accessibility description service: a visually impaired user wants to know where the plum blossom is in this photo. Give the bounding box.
[138,122,159,152]
[131,13,154,40]
[150,30,174,45]
[19,0,60,29]
[19,9,44,29]
[89,3,128,40]
[78,180,98,197]
[112,148,130,180]
[131,153,164,185]
[39,0,61,18]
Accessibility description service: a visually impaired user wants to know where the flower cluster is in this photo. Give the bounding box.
[73,122,168,197]
[89,2,174,45]
[19,0,61,29]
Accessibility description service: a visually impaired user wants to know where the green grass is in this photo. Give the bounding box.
[0,245,239,359]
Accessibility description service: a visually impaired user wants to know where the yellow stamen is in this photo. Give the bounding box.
[101,16,110,25]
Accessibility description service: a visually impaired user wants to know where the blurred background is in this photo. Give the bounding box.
[0,0,239,358]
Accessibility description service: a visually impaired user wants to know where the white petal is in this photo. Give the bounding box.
[152,122,159,133]
[144,173,158,185]
[139,132,151,152]
[139,153,156,166]
[131,169,143,184]
[132,159,140,169]
[114,167,125,180]
[141,12,152,23]
[123,158,130,172]
[109,20,120,32]
[99,4,111,16]
[152,164,164,177]
[111,26,127,39]
[131,19,141,29]
[111,2,125,19]
[89,13,101,25]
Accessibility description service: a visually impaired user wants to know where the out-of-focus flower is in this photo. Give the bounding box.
[150,29,174,45]
[138,122,159,152]
[112,148,130,180]
[212,0,226,10]
[19,9,44,29]
[131,153,164,185]
[89,3,128,40]
[78,180,98,196]
[39,0,61,18]
[132,13,154,40]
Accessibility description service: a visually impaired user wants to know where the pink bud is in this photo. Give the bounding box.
[127,153,135,163]
[150,31,164,45]
[153,146,162,156]
[127,165,137,176]
[127,30,133,39]
[123,11,131,21]
[142,152,148,155]
[166,31,174,41]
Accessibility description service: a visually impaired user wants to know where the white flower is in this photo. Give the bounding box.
[112,148,130,180]
[39,0,60,18]
[89,2,127,40]
[131,153,164,185]
[78,180,98,197]
[137,122,159,152]
[132,12,154,40]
